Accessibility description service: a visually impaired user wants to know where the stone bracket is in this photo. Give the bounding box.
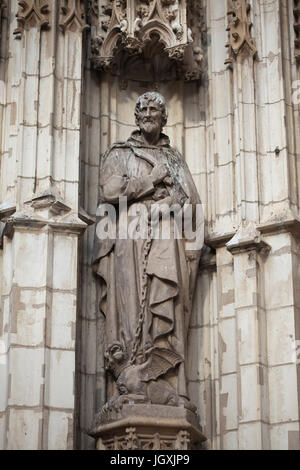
[226,221,271,256]
[258,212,300,239]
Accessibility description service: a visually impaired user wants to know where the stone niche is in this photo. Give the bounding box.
[80,0,208,451]
[89,0,206,83]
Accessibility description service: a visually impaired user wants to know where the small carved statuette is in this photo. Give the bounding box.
[225,0,257,63]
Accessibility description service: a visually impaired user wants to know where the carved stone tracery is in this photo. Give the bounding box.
[225,0,256,63]
[90,0,206,82]
[14,0,50,38]
[59,0,89,32]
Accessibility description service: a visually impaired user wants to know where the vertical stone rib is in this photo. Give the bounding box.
[0,0,87,450]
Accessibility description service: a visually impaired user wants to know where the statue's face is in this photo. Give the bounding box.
[110,343,125,362]
[136,99,164,136]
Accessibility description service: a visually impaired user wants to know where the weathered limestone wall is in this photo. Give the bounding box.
[0,0,87,449]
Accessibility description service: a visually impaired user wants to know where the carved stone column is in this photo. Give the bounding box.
[0,0,87,449]
[225,0,258,224]
[226,222,271,449]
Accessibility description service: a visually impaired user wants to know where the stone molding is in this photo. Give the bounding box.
[0,202,16,243]
[294,0,300,63]
[199,245,216,273]
[14,0,50,38]
[226,221,270,255]
[225,0,257,64]
[25,188,72,216]
[90,0,205,82]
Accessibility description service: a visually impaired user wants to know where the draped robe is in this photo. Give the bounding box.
[93,130,204,400]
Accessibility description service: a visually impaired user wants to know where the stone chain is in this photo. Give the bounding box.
[130,214,152,364]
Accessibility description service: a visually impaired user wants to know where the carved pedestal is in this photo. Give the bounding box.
[89,405,206,450]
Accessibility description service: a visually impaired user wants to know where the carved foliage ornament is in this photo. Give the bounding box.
[294,0,300,63]
[90,0,205,82]
[225,0,257,63]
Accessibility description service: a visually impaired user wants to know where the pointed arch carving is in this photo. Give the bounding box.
[294,0,300,63]
[14,0,50,38]
[89,0,206,82]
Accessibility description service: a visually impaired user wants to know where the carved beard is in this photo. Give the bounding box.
[138,118,162,137]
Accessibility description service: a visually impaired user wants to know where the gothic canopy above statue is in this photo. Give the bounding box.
[89,0,205,82]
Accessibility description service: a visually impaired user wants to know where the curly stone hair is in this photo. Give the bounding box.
[135,91,168,127]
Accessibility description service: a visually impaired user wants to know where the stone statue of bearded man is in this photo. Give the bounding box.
[93,92,204,415]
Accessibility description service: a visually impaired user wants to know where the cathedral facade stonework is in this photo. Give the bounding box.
[0,0,300,450]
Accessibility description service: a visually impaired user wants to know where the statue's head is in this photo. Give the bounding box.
[104,341,128,378]
[135,92,168,136]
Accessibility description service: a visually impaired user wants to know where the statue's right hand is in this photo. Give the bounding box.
[150,163,169,185]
